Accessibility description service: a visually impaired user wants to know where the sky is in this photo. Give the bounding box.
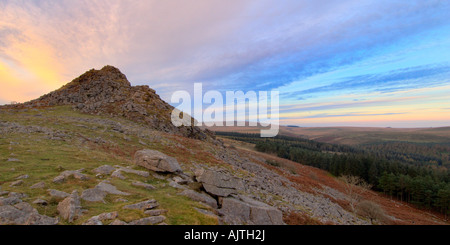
[1,0,450,127]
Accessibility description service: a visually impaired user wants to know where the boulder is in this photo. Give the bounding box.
[53,169,89,183]
[82,211,118,225]
[169,181,188,190]
[195,169,244,197]
[14,202,35,213]
[15,174,29,180]
[52,175,65,184]
[10,180,23,187]
[81,188,107,202]
[82,217,102,225]
[179,189,218,209]
[33,199,48,206]
[81,181,129,202]
[0,196,22,206]
[48,189,70,199]
[134,149,181,173]
[114,198,128,203]
[95,211,118,220]
[57,190,83,223]
[110,219,128,225]
[131,181,155,190]
[219,196,284,225]
[0,205,24,224]
[72,172,89,181]
[96,181,130,195]
[128,216,166,225]
[8,192,28,199]
[173,176,189,185]
[122,199,159,211]
[93,165,116,175]
[111,170,126,179]
[0,203,58,225]
[30,182,46,189]
[110,166,150,180]
[152,173,166,180]
[144,209,168,216]
[115,165,150,177]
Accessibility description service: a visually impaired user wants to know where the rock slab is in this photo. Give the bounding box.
[0,203,58,225]
[81,181,130,202]
[195,169,244,197]
[219,196,284,225]
[122,199,159,211]
[57,190,83,223]
[134,149,181,173]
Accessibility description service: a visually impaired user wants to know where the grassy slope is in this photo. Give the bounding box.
[2,106,448,225]
[0,106,217,225]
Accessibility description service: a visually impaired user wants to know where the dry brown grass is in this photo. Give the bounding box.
[283,212,333,225]
[228,138,449,225]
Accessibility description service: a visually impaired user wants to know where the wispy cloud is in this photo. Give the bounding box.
[302,112,405,119]
[0,0,449,127]
[295,64,450,96]
[279,96,422,114]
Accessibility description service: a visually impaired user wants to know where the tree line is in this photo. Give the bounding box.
[216,132,450,216]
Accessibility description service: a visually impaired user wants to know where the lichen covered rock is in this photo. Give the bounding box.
[134,149,182,173]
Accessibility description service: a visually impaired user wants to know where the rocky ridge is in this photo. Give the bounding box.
[2,65,212,141]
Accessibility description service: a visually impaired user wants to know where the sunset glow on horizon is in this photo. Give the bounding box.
[1,0,450,127]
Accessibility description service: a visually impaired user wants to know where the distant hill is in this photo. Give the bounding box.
[209,125,450,145]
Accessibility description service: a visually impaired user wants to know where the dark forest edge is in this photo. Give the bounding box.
[215,131,450,217]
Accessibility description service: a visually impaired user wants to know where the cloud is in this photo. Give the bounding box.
[2,1,450,98]
[279,96,422,114]
[301,112,404,119]
[295,64,450,96]
[208,0,450,92]
[1,0,450,128]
